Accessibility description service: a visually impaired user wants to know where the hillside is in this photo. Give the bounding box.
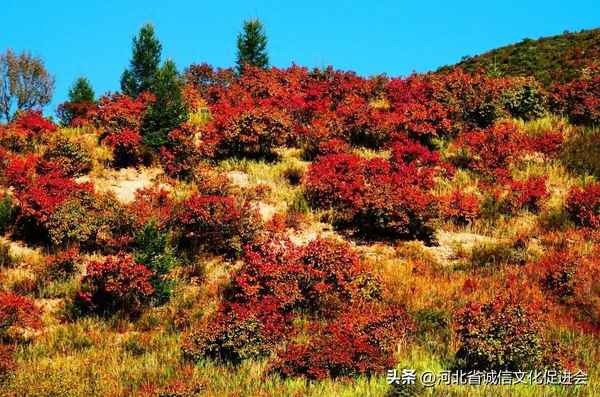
[444,28,600,85]
[0,21,599,397]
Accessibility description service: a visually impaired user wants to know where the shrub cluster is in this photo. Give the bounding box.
[172,193,261,256]
[551,74,600,125]
[303,143,439,242]
[439,190,480,225]
[183,237,411,378]
[42,136,92,177]
[159,123,202,179]
[0,292,41,339]
[92,93,154,167]
[270,302,413,380]
[0,110,57,153]
[454,289,557,371]
[43,247,80,281]
[75,253,154,316]
[566,182,600,228]
[455,122,524,178]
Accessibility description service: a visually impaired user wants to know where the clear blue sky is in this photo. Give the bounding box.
[2,0,599,115]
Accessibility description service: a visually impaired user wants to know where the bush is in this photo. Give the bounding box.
[454,292,552,370]
[92,93,153,134]
[104,129,142,168]
[12,110,57,136]
[0,292,41,339]
[455,122,524,178]
[304,153,438,242]
[75,253,154,315]
[182,301,291,365]
[506,176,548,213]
[561,127,600,178]
[0,193,15,234]
[159,124,201,179]
[4,155,94,242]
[203,107,292,159]
[530,250,600,325]
[46,190,134,251]
[173,193,260,256]
[440,190,480,225]
[134,222,177,304]
[565,182,600,228]
[43,248,80,281]
[551,75,600,125]
[524,130,564,157]
[185,237,386,367]
[269,303,413,379]
[128,186,175,230]
[502,79,547,120]
[42,137,92,177]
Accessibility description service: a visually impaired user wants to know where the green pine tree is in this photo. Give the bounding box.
[121,23,162,97]
[68,77,95,103]
[236,19,269,73]
[141,59,188,149]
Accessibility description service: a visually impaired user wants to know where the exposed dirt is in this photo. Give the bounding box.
[77,167,164,204]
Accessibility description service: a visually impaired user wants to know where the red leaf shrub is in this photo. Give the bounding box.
[510,176,548,212]
[75,253,154,315]
[303,153,365,217]
[311,138,351,159]
[551,75,600,125]
[184,237,398,369]
[523,130,565,157]
[270,302,413,379]
[455,121,524,178]
[440,190,480,224]
[43,247,80,281]
[203,106,293,159]
[430,68,516,128]
[57,101,97,127]
[385,74,454,140]
[42,136,92,177]
[0,110,57,153]
[566,182,600,228]
[0,292,41,337]
[525,249,600,330]
[2,154,94,242]
[159,123,202,179]
[104,128,142,168]
[92,92,154,134]
[182,299,293,364]
[129,186,175,230]
[12,110,57,136]
[304,152,438,242]
[173,193,261,256]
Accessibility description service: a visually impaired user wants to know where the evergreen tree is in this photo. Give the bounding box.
[141,59,188,149]
[121,23,162,97]
[236,19,269,73]
[68,77,95,103]
[57,77,95,126]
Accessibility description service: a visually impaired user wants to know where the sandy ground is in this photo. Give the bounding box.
[77,167,164,204]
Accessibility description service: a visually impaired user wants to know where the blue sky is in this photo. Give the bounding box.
[2,0,599,114]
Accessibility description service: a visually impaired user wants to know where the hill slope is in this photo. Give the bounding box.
[443,28,600,85]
